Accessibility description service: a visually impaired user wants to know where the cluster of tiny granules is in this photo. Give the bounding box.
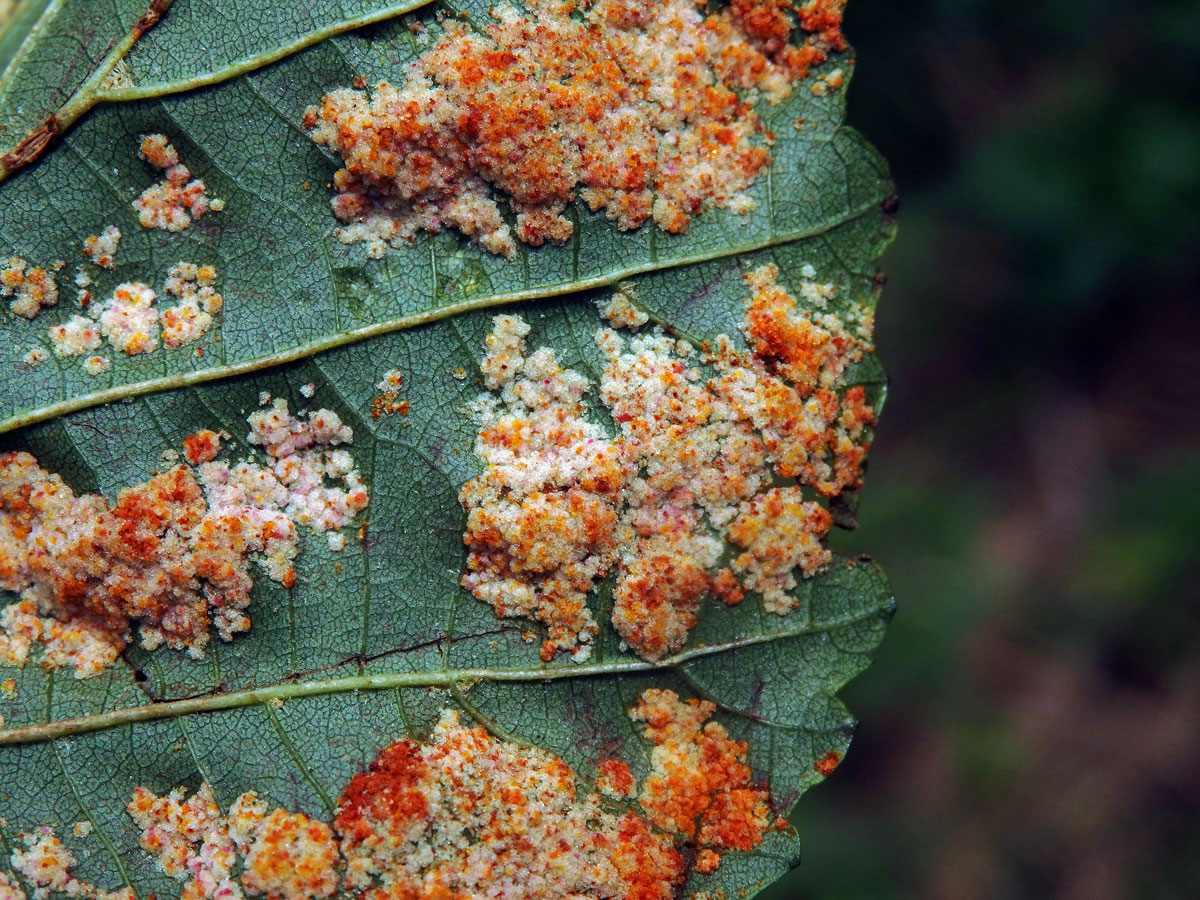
[240,808,340,900]
[629,688,772,874]
[48,315,102,357]
[221,398,370,534]
[460,264,874,659]
[306,0,841,258]
[0,407,368,677]
[737,262,864,394]
[459,315,627,661]
[0,870,23,900]
[9,828,133,900]
[0,599,120,677]
[706,0,847,103]
[133,134,224,231]
[598,329,766,659]
[28,262,223,373]
[128,784,338,900]
[595,758,636,799]
[710,263,875,497]
[83,226,121,269]
[727,486,832,613]
[127,782,241,899]
[371,369,408,418]
[597,292,649,330]
[82,355,111,376]
[97,281,159,354]
[0,453,279,668]
[335,710,685,900]
[19,260,225,375]
[161,262,223,349]
[2,258,58,319]
[125,711,692,900]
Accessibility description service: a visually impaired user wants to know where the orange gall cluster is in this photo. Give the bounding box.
[631,689,772,872]
[460,264,874,659]
[307,0,842,258]
[336,711,686,900]
[133,134,224,231]
[1,404,368,677]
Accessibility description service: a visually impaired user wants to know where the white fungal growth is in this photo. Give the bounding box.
[133,134,223,231]
[2,258,58,319]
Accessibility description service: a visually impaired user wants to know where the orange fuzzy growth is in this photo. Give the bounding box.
[134,134,223,231]
[631,689,771,871]
[610,538,710,661]
[129,784,337,900]
[9,826,133,900]
[2,258,58,319]
[459,317,628,660]
[814,750,842,776]
[159,261,223,349]
[694,848,722,875]
[335,711,685,900]
[0,458,218,651]
[83,226,121,269]
[596,759,636,799]
[306,0,829,258]
[372,369,409,418]
[712,263,875,496]
[335,739,431,847]
[607,812,685,900]
[797,0,847,52]
[462,318,741,662]
[742,270,856,394]
[0,404,367,677]
[461,262,874,660]
[728,486,833,613]
[183,430,221,465]
[241,809,340,900]
[1,453,265,661]
[711,568,745,606]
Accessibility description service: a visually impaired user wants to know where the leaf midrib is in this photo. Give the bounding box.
[0,603,888,746]
[0,195,884,435]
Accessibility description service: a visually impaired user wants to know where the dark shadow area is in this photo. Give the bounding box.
[766,2,1200,897]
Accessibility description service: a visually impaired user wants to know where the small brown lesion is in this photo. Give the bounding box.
[0,0,171,178]
[132,0,172,38]
[0,116,60,172]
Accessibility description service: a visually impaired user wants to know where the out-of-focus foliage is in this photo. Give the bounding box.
[764,1,1200,898]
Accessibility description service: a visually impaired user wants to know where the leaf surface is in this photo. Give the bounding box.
[0,0,889,433]
[0,2,895,897]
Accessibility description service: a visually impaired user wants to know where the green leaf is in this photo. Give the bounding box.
[0,0,889,434]
[0,2,895,897]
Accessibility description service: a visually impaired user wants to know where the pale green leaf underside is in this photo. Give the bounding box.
[0,2,895,898]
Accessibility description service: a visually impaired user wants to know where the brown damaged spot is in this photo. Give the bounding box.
[132,0,172,37]
[0,0,172,179]
[0,116,59,172]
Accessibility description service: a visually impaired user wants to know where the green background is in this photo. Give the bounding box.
[765,0,1200,897]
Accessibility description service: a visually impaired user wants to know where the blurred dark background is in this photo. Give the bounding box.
[762,1,1200,898]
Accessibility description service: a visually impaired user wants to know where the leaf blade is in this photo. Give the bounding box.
[0,4,895,897]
